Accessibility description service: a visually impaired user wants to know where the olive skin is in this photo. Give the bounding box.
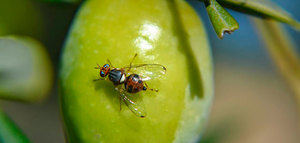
[60,0,213,142]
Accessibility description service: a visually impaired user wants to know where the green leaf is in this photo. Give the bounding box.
[204,0,239,39]
[0,36,53,102]
[0,110,30,143]
[207,0,300,30]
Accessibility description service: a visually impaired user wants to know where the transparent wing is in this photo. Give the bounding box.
[124,64,166,81]
[119,91,146,118]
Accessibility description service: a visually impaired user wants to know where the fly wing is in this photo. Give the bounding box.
[120,91,146,118]
[124,64,166,81]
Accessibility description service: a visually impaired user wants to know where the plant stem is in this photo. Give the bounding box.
[252,18,300,127]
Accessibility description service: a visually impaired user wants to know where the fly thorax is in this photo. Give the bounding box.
[119,73,126,84]
[108,69,123,85]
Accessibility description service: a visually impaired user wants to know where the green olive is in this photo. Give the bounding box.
[60,0,213,142]
[0,36,53,102]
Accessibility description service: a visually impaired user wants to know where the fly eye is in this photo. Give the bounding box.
[103,64,109,68]
[100,71,105,77]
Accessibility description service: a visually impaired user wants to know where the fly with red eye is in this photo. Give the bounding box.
[94,54,166,118]
[99,64,110,77]
[94,61,127,86]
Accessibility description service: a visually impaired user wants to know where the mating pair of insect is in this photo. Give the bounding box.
[94,54,166,118]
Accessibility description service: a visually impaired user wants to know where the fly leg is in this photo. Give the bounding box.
[93,78,104,82]
[144,82,158,92]
[107,59,115,68]
[127,53,138,72]
[116,86,124,112]
[94,63,101,69]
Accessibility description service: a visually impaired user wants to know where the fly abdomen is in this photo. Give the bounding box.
[124,74,144,93]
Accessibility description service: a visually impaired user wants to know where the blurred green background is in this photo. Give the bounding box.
[0,0,299,142]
